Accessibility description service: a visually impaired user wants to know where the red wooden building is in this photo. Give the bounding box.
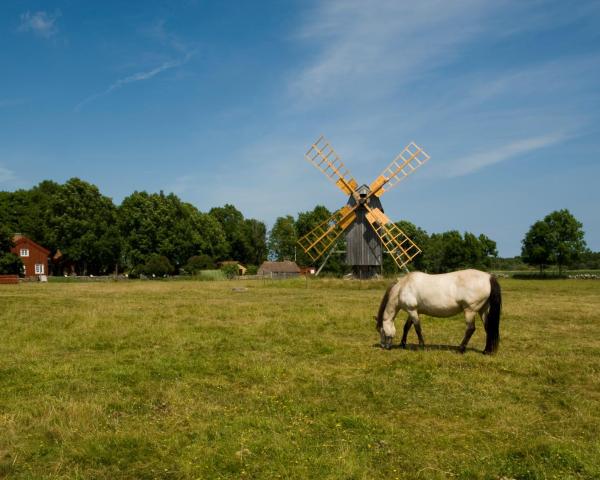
[11,235,50,278]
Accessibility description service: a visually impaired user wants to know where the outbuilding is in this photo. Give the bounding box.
[11,235,50,278]
[257,260,301,278]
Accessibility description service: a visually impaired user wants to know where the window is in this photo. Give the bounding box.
[35,264,44,275]
[20,248,29,257]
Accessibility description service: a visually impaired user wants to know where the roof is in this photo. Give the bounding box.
[12,235,50,255]
[258,261,301,274]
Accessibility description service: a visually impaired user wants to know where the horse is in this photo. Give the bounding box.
[375,269,502,354]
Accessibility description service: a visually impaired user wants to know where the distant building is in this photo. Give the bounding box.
[11,235,50,278]
[299,266,316,275]
[218,261,247,276]
[258,260,301,277]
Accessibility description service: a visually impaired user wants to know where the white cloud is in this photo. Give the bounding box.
[290,0,491,105]
[445,132,568,177]
[18,10,61,38]
[75,52,195,111]
[0,99,25,108]
[0,165,16,184]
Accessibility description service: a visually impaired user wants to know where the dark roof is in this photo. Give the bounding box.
[12,235,50,255]
[258,261,301,274]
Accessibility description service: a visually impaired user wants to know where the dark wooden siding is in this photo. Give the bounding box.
[345,196,383,266]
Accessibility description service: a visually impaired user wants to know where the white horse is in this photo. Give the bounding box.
[375,269,502,354]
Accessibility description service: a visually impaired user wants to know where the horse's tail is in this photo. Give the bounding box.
[484,275,502,354]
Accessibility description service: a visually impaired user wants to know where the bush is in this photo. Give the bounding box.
[138,255,174,278]
[0,253,23,275]
[184,254,215,274]
[246,264,258,275]
[221,263,239,279]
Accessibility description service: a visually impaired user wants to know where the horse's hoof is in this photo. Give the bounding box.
[400,343,406,349]
[458,345,466,354]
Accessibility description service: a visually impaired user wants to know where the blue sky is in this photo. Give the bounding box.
[1,0,599,256]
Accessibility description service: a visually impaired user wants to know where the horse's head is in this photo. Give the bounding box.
[375,284,395,349]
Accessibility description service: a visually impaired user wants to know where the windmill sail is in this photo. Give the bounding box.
[369,142,430,197]
[305,135,358,196]
[297,205,356,261]
[365,207,421,270]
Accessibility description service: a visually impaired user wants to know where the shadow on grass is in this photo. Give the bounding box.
[371,342,482,354]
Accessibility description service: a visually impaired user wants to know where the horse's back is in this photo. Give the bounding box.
[401,269,491,316]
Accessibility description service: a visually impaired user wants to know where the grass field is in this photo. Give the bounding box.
[1,278,599,479]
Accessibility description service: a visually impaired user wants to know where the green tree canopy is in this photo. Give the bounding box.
[521,209,586,274]
[209,204,266,265]
[119,191,227,271]
[268,215,297,261]
[0,225,23,275]
[49,178,121,275]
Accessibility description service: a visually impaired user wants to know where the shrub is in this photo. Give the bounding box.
[141,255,174,278]
[184,254,215,274]
[0,253,23,275]
[221,263,238,279]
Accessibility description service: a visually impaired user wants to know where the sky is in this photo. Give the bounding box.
[1,0,599,257]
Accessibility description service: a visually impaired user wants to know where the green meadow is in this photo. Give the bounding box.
[1,278,599,479]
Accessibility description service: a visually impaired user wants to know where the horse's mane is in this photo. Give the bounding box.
[376,282,395,331]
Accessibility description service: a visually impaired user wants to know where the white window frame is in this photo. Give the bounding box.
[20,248,29,257]
[35,263,44,275]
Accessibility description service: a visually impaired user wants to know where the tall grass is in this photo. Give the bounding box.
[0,279,599,478]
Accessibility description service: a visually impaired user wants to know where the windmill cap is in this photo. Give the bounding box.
[357,184,370,196]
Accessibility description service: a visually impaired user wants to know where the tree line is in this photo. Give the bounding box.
[268,206,499,274]
[0,178,593,276]
[0,178,266,276]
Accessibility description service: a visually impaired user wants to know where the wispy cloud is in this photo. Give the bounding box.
[446,132,569,177]
[0,165,17,184]
[290,0,493,105]
[18,10,61,38]
[75,52,195,111]
[0,98,26,108]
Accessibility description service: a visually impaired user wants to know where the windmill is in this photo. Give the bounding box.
[297,135,430,277]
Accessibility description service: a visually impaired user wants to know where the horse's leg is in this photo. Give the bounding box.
[409,310,425,348]
[459,309,476,353]
[400,314,413,348]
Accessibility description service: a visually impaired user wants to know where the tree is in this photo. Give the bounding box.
[209,205,266,265]
[545,209,587,274]
[0,226,23,275]
[49,178,121,275]
[268,215,297,261]
[521,220,552,273]
[522,210,586,274]
[119,192,227,271]
[383,220,430,273]
[243,219,267,266]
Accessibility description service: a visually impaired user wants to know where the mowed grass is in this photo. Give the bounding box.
[1,278,599,479]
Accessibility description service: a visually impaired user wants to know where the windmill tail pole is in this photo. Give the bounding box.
[316,244,338,276]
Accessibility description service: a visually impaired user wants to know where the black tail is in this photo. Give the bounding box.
[484,275,502,354]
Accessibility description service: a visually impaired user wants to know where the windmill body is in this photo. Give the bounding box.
[297,136,430,276]
[345,187,384,277]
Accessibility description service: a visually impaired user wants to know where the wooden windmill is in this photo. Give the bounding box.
[297,135,430,277]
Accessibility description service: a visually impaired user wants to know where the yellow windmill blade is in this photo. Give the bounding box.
[297,205,357,261]
[305,135,359,196]
[369,142,430,197]
[364,206,422,270]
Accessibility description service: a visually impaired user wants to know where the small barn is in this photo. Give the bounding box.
[258,261,301,278]
[11,235,50,278]
[218,261,247,276]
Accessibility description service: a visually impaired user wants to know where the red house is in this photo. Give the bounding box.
[11,235,50,278]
